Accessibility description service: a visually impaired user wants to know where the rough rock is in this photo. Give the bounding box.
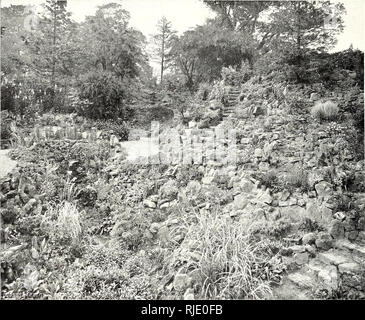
[315,232,334,250]
[329,219,345,239]
[294,252,309,265]
[160,180,179,201]
[184,288,195,300]
[279,206,308,223]
[317,265,338,290]
[314,181,333,200]
[238,178,255,193]
[318,251,350,266]
[302,233,317,245]
[254,148,264,158]
[338,262,362,274]
[310,93,320,101]
[157,226,170,244]
[334,211,346,221]
[306,200,333,225]
[173,273,192,291]
[288,272,315,289]
[233,194,248,210]
[143,199,157,209]
[149,222,160,234]
[257,189,273,205]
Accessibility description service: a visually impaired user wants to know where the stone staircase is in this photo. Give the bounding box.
[197,86,241,130]
[274,238,365,300]
[222,87,241,118]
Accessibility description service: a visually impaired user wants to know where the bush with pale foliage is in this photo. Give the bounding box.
[311,100,339,121]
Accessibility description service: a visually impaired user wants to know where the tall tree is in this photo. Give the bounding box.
[27,0,76,110]
[74,3,150,119]
[170,20,254,89]
[266,1,345,82]
[150,16,177,84]
[1,5,29,78]
[268,1,345,54]
[79,3,148,80]
[202,0,345,69]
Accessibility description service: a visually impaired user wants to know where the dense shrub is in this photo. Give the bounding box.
[1,83,17,113]
[77,71,133,120]
[93,118,130,141]
[196,82,212,101]
[1,111,14,145]
[59,243,159,299]
[285,167,309,192]
[257,170,280,190]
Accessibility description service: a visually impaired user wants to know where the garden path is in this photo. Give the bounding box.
[0,149,17,179]
[120,137,159,161]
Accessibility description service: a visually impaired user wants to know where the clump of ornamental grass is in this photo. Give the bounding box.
[56,201,82,241]
[42,201,83,244]
[181,209,273,300]
[311,100,339,121]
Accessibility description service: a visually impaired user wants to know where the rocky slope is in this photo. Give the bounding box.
[1,80,364,300]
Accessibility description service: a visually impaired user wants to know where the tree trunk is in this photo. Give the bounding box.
[295,2,303,82]
[160,27,165,84]
[51,8,57,110]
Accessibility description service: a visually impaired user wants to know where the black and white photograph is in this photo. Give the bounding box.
[0,0,364,303]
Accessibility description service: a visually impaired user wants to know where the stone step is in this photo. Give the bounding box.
[317,249,354,267]
[307,259,339,290]
[287,270,317,290]
[335,240,365,260]
[272,276,314,300]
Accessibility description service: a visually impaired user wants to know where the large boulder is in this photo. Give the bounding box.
[315,232,334,250]
[306,199,333,225]
[329,219,345,239]
[159,180,179,201]
[315,181,333,200]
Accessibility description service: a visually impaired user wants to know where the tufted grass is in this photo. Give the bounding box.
[182,209,273,299]
[311,101,339,121]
